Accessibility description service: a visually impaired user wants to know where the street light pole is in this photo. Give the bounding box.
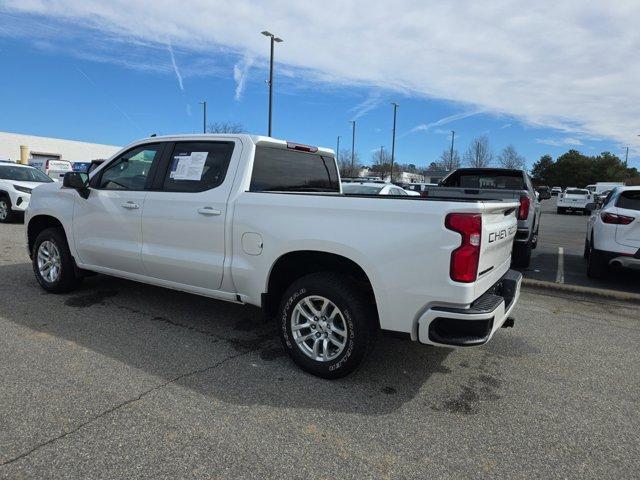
[350,120,356,177]
[450,130,455,168]
[336,135,341,160]
[390,102,398,183]
[624,146,629,165]
[261,31,283,137]
[199,101,207,134]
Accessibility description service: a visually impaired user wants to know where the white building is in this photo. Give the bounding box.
[0,131,121,165]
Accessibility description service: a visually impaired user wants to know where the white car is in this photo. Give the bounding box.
[551,186,562,196]
[26,134,521,378]
[557,188,593,215]
[0,163,54,222]
[341,182,415,196]
[584,186,640,277]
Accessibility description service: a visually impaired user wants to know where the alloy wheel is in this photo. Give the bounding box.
[290,295,349,362]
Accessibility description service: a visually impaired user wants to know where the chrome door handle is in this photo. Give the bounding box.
[121,201,139,209]
[197,207,222,216]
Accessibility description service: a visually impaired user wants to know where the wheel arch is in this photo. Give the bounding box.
[27,215,67,257]
[263,250,379,327]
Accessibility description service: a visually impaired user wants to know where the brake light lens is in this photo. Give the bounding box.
[517,195,530,220]
[601,212,634,225]
[445,213,482,283]
[286,142,318,153]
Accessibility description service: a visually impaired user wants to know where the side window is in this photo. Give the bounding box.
[163,141,234,192]
[97,145,163,190]
[250,147,339,192]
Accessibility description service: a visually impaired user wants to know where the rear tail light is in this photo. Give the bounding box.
[45,159,50,169]
[517,195,530,220]
[601,212,634,225]
[445,213,482,283]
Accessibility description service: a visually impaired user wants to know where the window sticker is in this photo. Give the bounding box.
[170,151,208,180]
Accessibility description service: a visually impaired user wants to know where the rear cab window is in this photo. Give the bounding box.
[250,147,339,193]
[442,170,525,190]
[566,189,589,195]
[616,190,640,211]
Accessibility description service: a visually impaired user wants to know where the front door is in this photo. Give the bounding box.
[141,140,239,290]
[73,143,165,275]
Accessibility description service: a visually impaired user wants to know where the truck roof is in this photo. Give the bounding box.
[128,134,335,157]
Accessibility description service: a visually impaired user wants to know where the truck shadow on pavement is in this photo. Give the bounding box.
[0,262,480,416]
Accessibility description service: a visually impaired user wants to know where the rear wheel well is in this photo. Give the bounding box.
[265,251,378,326]
[28,215,65,256]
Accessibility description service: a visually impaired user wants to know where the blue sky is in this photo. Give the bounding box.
[1,2,638,169]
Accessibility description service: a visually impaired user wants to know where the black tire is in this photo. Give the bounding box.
[556,207,564,215]
[278,272,376,379]
[0,196,15,223]
[512,241,532,268]
[586,236,608,278]
[32,227,82,293]
[583,236,590,259]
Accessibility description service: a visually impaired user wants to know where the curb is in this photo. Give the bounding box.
[521,278,640,304]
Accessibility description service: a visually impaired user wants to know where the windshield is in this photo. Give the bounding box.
[565,189,589,195]
[341,184,384,195]
[442,170,525,190]
[0,165,53,182]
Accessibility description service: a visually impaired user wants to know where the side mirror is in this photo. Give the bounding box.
[62,172,90,199]
[585,202,596,213]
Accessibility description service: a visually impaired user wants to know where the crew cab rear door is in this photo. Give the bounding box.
[140,139,241,291]
[614,190,640,249]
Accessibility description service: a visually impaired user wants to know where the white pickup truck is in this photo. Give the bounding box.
[25,134,522,378]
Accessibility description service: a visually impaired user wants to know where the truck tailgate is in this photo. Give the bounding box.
[476,202,518,297]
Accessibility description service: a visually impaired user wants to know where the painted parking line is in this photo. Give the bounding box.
[555,247,564,284]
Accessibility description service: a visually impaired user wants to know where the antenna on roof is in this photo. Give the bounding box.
[150,133,157,137]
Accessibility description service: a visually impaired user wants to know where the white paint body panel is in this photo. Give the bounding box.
[26,134,520,340]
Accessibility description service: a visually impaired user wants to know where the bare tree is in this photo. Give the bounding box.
[207,121,245,134]
[463,135,493,167]
[438,149,461,171]
[337,148,361,177]
[370,147,392,180]
[497,145,526,170]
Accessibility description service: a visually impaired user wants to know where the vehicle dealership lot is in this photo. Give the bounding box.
[0,223,638,479]
[520,199,640,294]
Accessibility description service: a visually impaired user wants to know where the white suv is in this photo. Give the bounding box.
[0,163,54,222]
[584,186,640,277]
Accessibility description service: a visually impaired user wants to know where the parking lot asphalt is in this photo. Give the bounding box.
[1,222,639,479]
[517,198,640,294]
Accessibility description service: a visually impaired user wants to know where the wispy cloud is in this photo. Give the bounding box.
[500,123,512,129]
[167,42,184,91]
[350,91,383,120]
[401,110,484,137]
[75,67,142,132]
[536,137,584,147]
[233,54,254,101]
[3,1,640,151]
[186,103,192,116]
